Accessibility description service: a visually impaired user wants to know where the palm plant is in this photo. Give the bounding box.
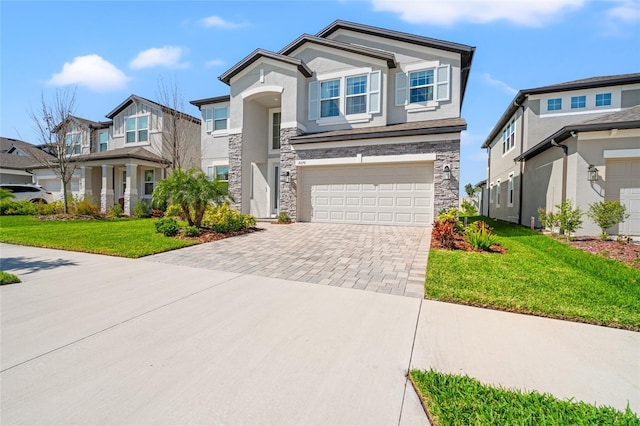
[0,188,15,203]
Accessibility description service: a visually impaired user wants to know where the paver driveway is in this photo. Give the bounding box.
[147,222,431,298]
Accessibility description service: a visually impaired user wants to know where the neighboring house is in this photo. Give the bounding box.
[191,20,475,225]
[0,137,54,184]
[482,73,640,236]
[30,95,201,215]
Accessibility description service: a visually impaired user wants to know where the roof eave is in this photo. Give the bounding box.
[291,124,467,144]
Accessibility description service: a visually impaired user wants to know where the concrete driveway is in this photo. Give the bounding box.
[148,223,431,298]
[0,242,427,425]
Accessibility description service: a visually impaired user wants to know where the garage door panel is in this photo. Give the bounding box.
[299,163,434,226]
[606,159,640,236]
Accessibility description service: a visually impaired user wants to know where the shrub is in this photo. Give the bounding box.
[432,219,458,249]
[108,203,124,218]
[586,200,630,240]
[276,212,291,223]
[0,200,39,216]
[38,200,63,215]
[201,203,255,233]
[537,207,560,234]
[460,200,478,217]
[164,204,183,219]
[134,202,150,218]
[155,218,180,237]
[183,225,200,237]
[75,198,100,217]
[556,200,583,239]
[464,220,497,251]
[437,208,463,232]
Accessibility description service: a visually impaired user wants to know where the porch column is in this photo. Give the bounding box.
[100,165,114,213]
[124,163,138,216]
[79,166,92,200]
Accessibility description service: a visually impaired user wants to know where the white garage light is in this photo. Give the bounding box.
[443,164,451,180]
[587,164,598,182]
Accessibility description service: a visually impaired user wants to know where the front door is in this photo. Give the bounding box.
[271,162,280,215]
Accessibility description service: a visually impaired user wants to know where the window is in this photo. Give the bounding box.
[271,111,281,150]
[65,133,82,155]
[99,131,108,152]
[571,96,586,109]
[496,179,501,207]
[125,116,148,143]
[207,165,229,182]
[122,170,127,195]
[489,183,494,203]
[205,106,228,132]
[501,119,516,155]
[320,79,340,118]
[595,93,611,107]
[144,170,154,195]
[547,98,562,111]
[508,174,514,207]
[346,75,367,115]
[409,69,434,103]
[308,71,380,121]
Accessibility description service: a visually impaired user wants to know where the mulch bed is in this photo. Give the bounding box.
[177,227,263,243]
[560,236,640,270]
[431,233,507,254]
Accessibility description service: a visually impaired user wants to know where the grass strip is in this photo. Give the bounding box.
[0,270,20,285]
[425,218,640,330]
[0,215,197,258]
[410,369,639,426]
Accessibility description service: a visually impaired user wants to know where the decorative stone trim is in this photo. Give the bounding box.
[279,127,302,221]
[228,133,242,211]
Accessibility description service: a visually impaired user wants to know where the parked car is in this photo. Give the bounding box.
[0,184,54,204]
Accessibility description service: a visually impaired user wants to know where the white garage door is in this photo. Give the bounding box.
[298,163,434,226]
[606,159,640,236]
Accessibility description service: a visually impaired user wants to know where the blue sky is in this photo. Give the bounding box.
[2,0,639,187]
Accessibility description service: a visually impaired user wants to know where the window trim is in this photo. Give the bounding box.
[507,173,514,207]
[489,182,494,204]
[595,92,612,107]
[65,132,82,155]
[269,108,281,153]
[125,114,149,144]
[98,131,108,152]
[206,163,229,183]
[496,179,501,207]
[144,169,155,196]
[204,105,229,133]
[395,63,450,110]
[547,98,562,112]
[570,95,586,109]
[501,119,516,156]
[345,74,368,115]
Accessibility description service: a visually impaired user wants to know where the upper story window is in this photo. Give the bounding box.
[346,75,367,115]
[99,131,108,152]
[308,70,381,123]
[65,133,82,155]
[320,79,341,118]
[409,70,434,103]
[595,93,611,107]
[395,64,450,109]
[547,98,562,111]
[571,96,586,109]
[204,106,228,132]
[126,116,148,143]
[501,119,516,155]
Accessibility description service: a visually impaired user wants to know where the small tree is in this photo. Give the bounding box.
[464,183,480,198]
[555,200,583,239]
[29,89,79,214]
[0,188,15,203]
[152,168,231,228]
[586,200,629,240]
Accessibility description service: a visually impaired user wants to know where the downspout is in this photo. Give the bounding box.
[550,138,568,205]
[515,100,525,226]
[486,146,491,218]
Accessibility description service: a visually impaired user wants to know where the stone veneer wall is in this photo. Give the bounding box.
[228,133,242,211]
[278,127,303,221]
[294,139,460,219]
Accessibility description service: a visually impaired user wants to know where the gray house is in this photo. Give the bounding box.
[0,137,54,184]
[482,73,640,236]
[192,20,475,225]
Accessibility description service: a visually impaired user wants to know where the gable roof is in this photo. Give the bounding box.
[190,95,231,109]
[219,49,313,85]
[0,137,55,170]
[279,34,397,68]
[316,20,475,103]
[106,94,200,123]
[482,73,640,148]
[515,105,640,162]
[290,117,466,144]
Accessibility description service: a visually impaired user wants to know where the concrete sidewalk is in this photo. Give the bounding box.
[0,243,427,425]
[411,300,640,414]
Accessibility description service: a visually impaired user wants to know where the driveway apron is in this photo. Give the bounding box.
[147,222,431,298]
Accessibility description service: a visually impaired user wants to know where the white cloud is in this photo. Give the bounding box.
[199,16,248,29]
[204,59,225,68]
[479,73,517,95]
[371,0,584,26]
[460,130,483,146]
[607,0,640,22]
[599,0,640,36]
[130,46,190,70]
[47,54,130,92]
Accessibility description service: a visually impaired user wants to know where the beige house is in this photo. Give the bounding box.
[31,95,201,215]
[482,74,640,236]
[191,20,475,225]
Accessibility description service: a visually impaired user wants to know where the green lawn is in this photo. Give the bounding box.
[0,216,197,258]
[410,369,639,426]
[426,218,640,330]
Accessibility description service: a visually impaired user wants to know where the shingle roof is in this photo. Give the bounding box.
[279,34,397,68]
[0,137,55,169]
[76,146,168,163]
[482,73,640,148]
[106,94,201,123]
[515,105,640,162]
[290,118,467,144]
[190,95,231,108]
[218,49,313,85]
